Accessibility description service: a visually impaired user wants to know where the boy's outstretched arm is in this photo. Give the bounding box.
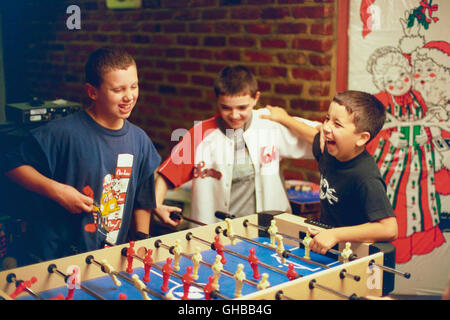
[308,217,398,255]
[5,165,94,214]
[260,105,319,145]
[152,174,182,227]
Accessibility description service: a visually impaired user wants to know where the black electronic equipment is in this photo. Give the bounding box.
[5,99,81,124]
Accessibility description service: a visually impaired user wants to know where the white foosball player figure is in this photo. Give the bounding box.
[275,234,286,265]
[257,273,270,291]
[225,218,236,245]
[101,259,121,287]
[172,239,182,271]
[302,231,312,260]
[192,246,202,280]
[267,220,278,248]
[233,263,246,298]
[212,255,223,290]
[341,242,353,263]
[132,274,151,300]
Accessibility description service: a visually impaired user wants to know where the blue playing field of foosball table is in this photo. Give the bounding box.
[18,236,341,300]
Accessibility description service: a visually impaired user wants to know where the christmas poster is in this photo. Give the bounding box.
[348,0,449,296]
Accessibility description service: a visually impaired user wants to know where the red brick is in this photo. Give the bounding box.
[163,23,186,33]
[309,84,330,97]
[177,36,199,46]
[155,60,177,70]
[189,49,213,59]
[277,23,307,34]
[292,38,333,52]
[311,23,334,35]
[291,99,330,111]
[279,0,306,3]
[259,66,287,77]
[229,37,256,47]
[152,35,174,45]
[166,48,186,58]
[142,23,160,32]
[204,63,227,73]
[245,24,271,34]
[277,52,307,65]
[179,87,203,97]
[309,54,332,66]
[259,96,287,107]
[100,23,119,32]
[139,47,164,57]
[292,6,334,18]
[231,8,261,20]
[166,98,186,108]
[244,51,272,63]
[275,83,303,95]
[257,81,272,92]
[189,23,213,33]
[204,36,226,47]
[261,7,290,19]
[292,68,331,81]
[143,71,164,81]
[179,61,202,72]
[214,50,241,61]
[192,75,215,86]
[261,39,287,49]
[202,9,227,20]
[215,22,241,34]
[168,73,189,83]
[190,101,214,111]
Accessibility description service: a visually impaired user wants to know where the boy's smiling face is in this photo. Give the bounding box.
[217,92,260,130]
[87,64,139,129]
[322,101,369,162]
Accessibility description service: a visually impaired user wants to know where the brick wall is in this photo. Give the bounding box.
[18,0,340,184]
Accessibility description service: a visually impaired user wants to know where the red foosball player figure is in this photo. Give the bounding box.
[161,257,173,292]
[126,241,135,274]
[286,263,298,281]
[142,249,153,283]
[182,266,194,300]
[248,248,260,280]
[214,235,227,264]
[9,276,38,299]
[203,276,216,300]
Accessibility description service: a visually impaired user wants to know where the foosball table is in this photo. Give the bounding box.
[0,212,410,301]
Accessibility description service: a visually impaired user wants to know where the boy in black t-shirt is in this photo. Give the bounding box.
[261,90,397,255]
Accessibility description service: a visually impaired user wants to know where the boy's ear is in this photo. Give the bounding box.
[85,83,98,101]
[254,91,261,103]
[356,131,371,147]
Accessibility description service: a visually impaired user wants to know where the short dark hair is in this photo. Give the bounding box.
[333,90,386,142]
[214,65,258,98]
[85,46,136,88]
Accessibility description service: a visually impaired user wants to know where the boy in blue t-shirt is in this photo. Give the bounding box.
[261,90,397,255]
[3,47,161,262]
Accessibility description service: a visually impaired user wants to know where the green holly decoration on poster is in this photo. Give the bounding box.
[407,0,439,30]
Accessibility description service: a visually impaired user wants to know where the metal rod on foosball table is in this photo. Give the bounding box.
[185,232,293,278]
[119,246,229,300]
[242,218,352,260]
[170,212,206,226]
[85,255,169,300]
[369,260,411,279]
[154,239,258,288]
[275,290,295,300]
[308,279,366,300]
[221,227,331,271]
[47,264,107,300]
